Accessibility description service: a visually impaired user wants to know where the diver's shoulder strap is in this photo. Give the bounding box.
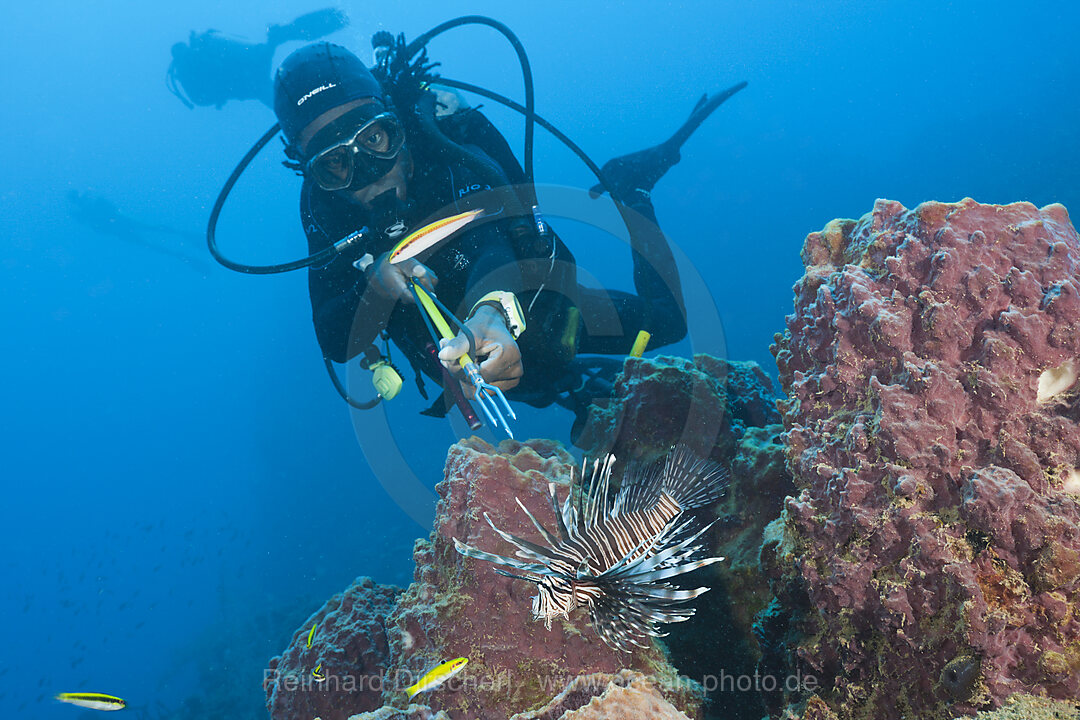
[436,107,526,186]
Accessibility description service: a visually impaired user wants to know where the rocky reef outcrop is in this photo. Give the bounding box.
[952,693,1080,720]
[765,199,1080,718]
[576,354,780,467]
[267,438,713,720]
[346,671,695,720]
[265,577,402,719]
[577,354,790,719]
[509,670,694,720]
[378,438,703,719]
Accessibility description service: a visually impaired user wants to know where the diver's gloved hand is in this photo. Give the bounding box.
[588,144,681,205]
[367,252,438,304]
[438,305,523,396]
[407,88,440,135]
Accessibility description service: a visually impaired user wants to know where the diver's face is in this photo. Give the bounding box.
[343,148,412,207]
[298,98,411,207]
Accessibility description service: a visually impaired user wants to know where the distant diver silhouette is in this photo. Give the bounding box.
[167,8,349,109]
[588,82,748,203]
[67,190,211,274]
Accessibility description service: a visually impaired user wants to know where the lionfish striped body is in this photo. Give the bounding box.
[453,446,727,651]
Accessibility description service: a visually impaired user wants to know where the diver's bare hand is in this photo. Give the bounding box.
[438,305,523,396]
[368,252,438,303]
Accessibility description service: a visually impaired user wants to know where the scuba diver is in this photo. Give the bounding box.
[268,38,744,432]
[67,190,211,274]
[167,8,349,109]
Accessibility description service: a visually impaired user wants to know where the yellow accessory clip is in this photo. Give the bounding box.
[629,330,651,358]
[560,306,581,360]
[370,360,402,399]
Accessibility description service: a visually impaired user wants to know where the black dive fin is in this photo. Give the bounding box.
[267,8,349,46]
[588,81,747,201]
[665,81,748,153]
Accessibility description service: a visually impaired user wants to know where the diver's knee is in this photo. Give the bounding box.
[647,313,688,347]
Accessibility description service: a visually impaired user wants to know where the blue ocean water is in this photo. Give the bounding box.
[2,1,1078,717]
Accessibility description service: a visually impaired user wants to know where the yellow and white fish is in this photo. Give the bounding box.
[387,210,484,265]
[404,657,469,699]
[55,692,126,711]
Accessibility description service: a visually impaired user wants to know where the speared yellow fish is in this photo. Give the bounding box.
[55,692,126,711]
[387,209,484,264]
[403,657,469,699]
[306,623,317,648]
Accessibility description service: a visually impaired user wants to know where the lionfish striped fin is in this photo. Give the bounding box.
[541,483,597,566]
[616,460,665,515]
[453,446,727,653]
[587,455,616,528]
[589,593,659,650]
[615,557,724,585]
[603,519,718,580]
[482,513,565,564]
[494,568,541,584]
[514,497,563,549]
[452,538,551,574]
[589,519,675,578]
[547,483,572,542]
[661,446,728,510]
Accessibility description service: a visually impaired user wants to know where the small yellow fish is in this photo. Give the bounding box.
[312,663,326,682]
[404,657,469,699]
[55,692,126,711]
[306,623,317,649]
[387,209,484,265]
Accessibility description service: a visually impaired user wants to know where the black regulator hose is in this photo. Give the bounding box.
[434,76,615,197]
[323,355,381,410]
[403,16,538,206]
[204,14,739,413]
[207,15,619,274]
[206,122,368,274]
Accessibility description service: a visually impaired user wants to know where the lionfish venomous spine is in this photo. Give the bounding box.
[453,446,727,651]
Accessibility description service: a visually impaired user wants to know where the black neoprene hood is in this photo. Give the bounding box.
[273,42,383,147]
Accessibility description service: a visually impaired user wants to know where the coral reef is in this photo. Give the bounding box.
[509,670,694,720]
[575,354,789,719]
[346,671,697,720]
[719,425,792,631]
[378,438,703,719]
[953,693,1080,720]
[349,707,452,720]
[269,439,710,720]
[267,354,788,719]
[575,354,780,466]
[765,199,1080,718]
[265,577,402,720]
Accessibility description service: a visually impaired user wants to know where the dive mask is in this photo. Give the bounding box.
[304,110,406,191]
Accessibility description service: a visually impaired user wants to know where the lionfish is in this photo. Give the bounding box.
[453,447,727,651]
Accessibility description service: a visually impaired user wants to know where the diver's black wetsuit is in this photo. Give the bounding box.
[300,107,686,408]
